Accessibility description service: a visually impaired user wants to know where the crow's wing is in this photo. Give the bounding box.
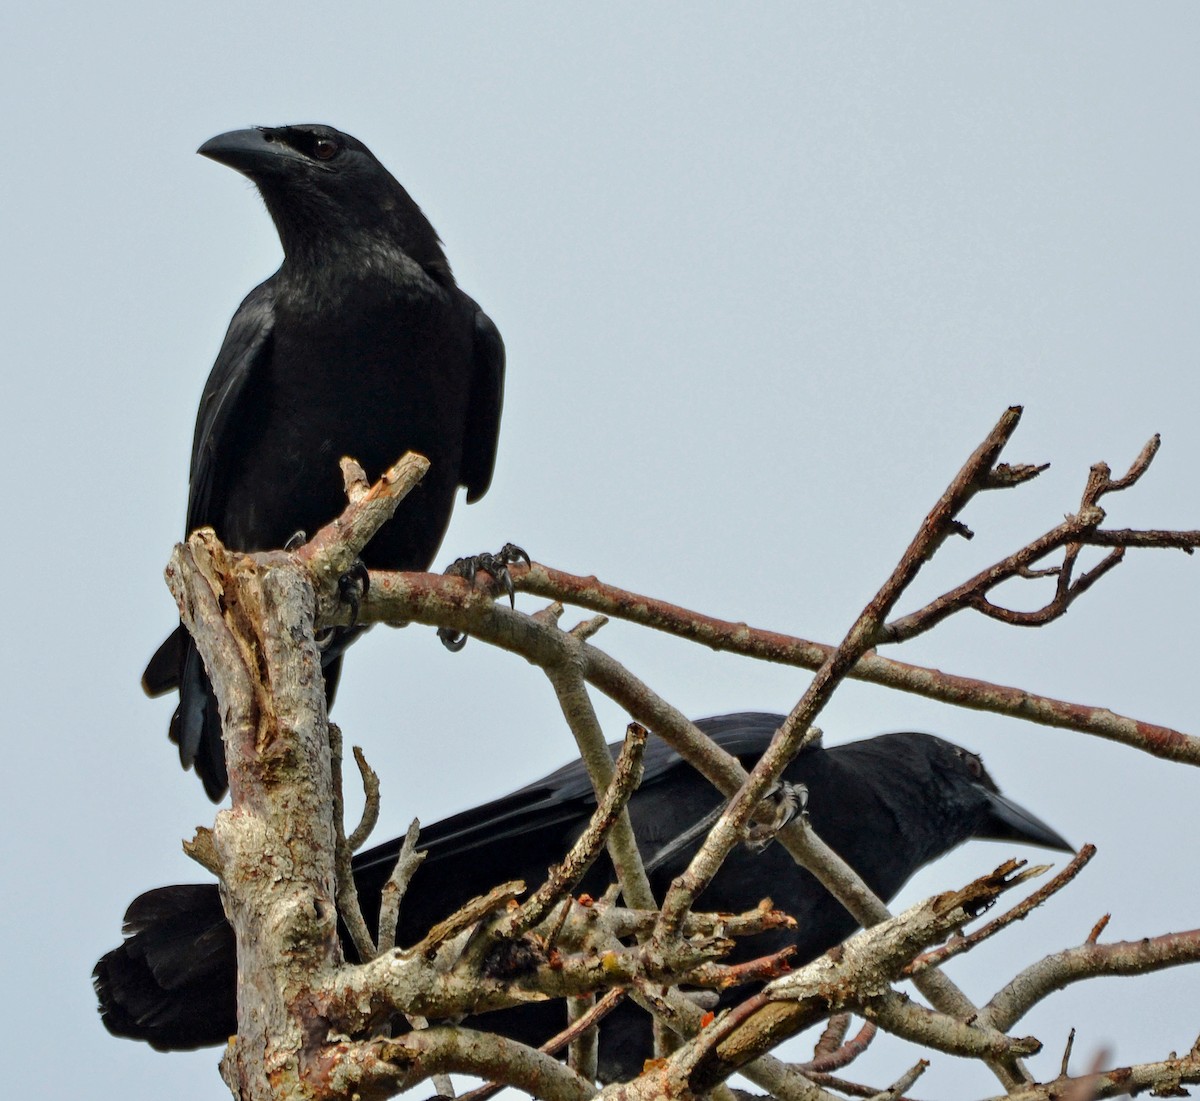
[460,305,505,503]
[186,279,276,533]
[351,713,790,881]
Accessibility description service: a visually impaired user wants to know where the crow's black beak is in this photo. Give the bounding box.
[198,128,296,176]
[978,788,1073,852]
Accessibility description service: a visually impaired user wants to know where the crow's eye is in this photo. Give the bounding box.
[954,746,985,779]
[313,137,339,161]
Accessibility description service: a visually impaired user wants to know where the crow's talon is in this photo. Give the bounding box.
[439,543,530,651]
[743,781,807,854]
[437,628,468,652]
[443,543,529,607]
[338,559,370,629]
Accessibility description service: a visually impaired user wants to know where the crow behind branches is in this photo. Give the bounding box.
[95,712,1070,1079]
[141,124,505,801]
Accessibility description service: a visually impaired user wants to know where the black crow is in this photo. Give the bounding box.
[95,713,1070,1078]
[142,124,504,800]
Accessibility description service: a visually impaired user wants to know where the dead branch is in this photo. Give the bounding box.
[651,410,1031,952]
[810,1013,853,1062]
[595,861,1045,1099]
[378,819,426,954]
[452,991,628,1101]
[166,534,345,1100]
[289,431,1196,1090]
[496,723,647,940]
[567,993,600,1082]
[507,562,1200,766]
[976,1043,1200,1101]
[294,450,429,611]
[159,421,1200,1101]
[620,977,844,1101]
[545,666,659,914]
[329,723,377,961]
[346,745,381,852]
[799,1018,878,1073]
[980,926,1200,1033]
[320,1025,596,1101]
[869,1058,928,1100]
[904,846,1096,976]
[604,899,795,941]
[307,538,1020,1089]
[860,991,1039,1061]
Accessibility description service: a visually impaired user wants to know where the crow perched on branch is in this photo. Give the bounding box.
[142,124,505,801]
[95,712,1070,1079]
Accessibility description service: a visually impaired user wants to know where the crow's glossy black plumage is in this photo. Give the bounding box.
[95,712,1070,1078]
[142,124,504,800]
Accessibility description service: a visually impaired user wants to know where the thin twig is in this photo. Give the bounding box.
[1060,1027,1076,1077]
[867,1059,928,1100]
[568,994,599,1082]
[811,1013,852,1061]
[499,724,647,940]
[452,990,626,1101]
[882,434,1182,642]
[977,1046,1200,1101]
[345,746,381,852]
[329,723,376,961]
[800,1019,877,1073]
[1086,914,1110,945]
[408,881,525,960]
[379,819,426,954]
[905,846,1095,975]
[544,666,658,912]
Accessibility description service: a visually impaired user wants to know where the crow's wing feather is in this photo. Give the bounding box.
[352,713,789,880]
[186,279,275,534]
[461,306,505,503]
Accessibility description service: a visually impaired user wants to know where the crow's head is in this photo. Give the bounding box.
[908,733,1073,854]
[198,124,450,280]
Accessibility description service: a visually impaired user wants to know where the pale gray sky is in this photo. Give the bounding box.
[4,5,1198,1098]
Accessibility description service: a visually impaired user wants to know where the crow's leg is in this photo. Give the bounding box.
[438,543,530,651]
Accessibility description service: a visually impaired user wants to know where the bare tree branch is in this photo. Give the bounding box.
[596,861,1045,1099]
[976,1043,1200,1101]
[981,926,1200,1033]
[378,819,426,954]
[158,422,1200,1101]
[496,723,647,940]
[346,745,382,853]
[166,534,345,1100]
[329,722,377,961]
[810,1013,853,1063]
[321,1025,597,1101]
[505,562,1200,765]
[545,667,658,912]
[905,846,1096,976]
[294,450,429,608]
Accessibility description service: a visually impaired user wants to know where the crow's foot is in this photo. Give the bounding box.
[743,781,808,854]
[439,543,530,651]
[338,559,370,629]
